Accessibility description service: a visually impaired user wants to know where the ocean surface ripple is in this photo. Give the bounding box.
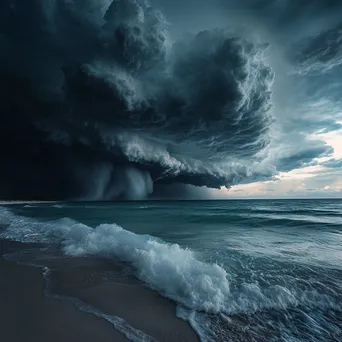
[1,199,341,342]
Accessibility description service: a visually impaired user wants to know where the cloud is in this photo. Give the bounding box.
[0,0,341,200]
[223,162,342,198]
[293,23,342,75]
[262,134,333,173]
[323,158,342,168]
[0,0,278,200]
[275,143,333,172]
[283,117,342,135]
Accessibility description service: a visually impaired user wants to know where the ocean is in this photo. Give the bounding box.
[0,199,341,341]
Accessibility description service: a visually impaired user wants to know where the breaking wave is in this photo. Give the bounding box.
[0,207,339,319]
[0,207,230,313]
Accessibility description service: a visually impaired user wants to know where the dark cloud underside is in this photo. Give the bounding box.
[0,0,341,199]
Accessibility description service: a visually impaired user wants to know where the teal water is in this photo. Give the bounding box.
[1,199,342,341]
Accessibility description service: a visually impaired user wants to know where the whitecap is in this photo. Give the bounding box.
[0,207,230,313]
[0,207,340,320]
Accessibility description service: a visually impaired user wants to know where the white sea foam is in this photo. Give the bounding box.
[76,301,158,342]
[0,207,340,320]
[0,207,230,313]
[61,222,231,313]
[52,204,64,209]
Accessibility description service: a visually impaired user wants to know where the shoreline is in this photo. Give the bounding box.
[0,240,200,342]
[0,255,130,342]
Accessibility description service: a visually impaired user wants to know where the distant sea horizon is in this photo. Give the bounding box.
[1,197,342,205]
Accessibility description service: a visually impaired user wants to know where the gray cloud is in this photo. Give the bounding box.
[293,23,342,75]
[0,0,341,200]
[323,159,342,168]
[0,0,277,200]
[261,133,334,174]
[282,117,342,135]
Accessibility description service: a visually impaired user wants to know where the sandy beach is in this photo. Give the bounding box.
[0,257,130,342]
[0,240,199,342]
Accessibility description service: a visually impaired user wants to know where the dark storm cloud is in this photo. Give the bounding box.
[265,135,334,173]
[293,23,342,75]
[0,0,275,200]
[283,118,342,135]
[249,0,342,34]
[1,0,341,200]
[275,144,333,172]
[323,159,342,169]
[151,184,213,200]
[154,0,342,31]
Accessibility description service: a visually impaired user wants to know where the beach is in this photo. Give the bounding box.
[0,240,199,342]
[1,200,341,341]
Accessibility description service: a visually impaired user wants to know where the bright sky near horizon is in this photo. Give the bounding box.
[219,129,342,198]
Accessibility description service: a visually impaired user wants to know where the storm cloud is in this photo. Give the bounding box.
[293,23,342,75]
[323,159,342,169]
[0,0,341,200]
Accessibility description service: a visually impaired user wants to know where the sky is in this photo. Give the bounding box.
[0,0,341,200]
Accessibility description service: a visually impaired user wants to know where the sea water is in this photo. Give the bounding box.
[1,199,341,341]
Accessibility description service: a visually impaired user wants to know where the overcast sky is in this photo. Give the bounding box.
[0,0,341,200]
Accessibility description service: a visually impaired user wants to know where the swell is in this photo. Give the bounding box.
[1,206,341,342]
[0,207,231,313]
[186,212,342,228]
[249,209,342,216]
[1,207,340,314]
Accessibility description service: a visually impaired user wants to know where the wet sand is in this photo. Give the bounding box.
[0,258,130,342]
[56,274,199,342]
[0,240,199,342]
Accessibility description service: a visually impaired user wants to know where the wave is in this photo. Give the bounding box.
[249,208,342,216]
[0,207,230,313]
[240,212,342,226]
[22,203,64,209]
[186,213,342,229]
[52,204,64,209]
[0,207,340,321]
